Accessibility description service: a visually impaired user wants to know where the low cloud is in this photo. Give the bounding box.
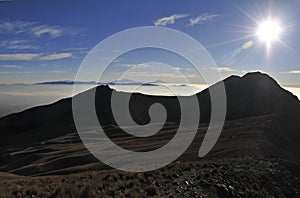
[0,52,73,61]
[1,64,23,69]
[214,67,236,72]
[154,14,188,26]
[189,14,219,26]
[285,70,300,74]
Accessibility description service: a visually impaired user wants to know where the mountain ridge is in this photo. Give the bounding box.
[0,72,299,148]
[0,72,300,180]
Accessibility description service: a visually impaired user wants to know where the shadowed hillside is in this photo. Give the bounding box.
[0,72,300,197]
[0,72,299,147]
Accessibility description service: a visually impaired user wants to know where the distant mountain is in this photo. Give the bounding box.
[106,79,158,86]
[35,79,159,86]
[35,80,98,85]
[106,79,141,85]
[150,79,166,84]
[0,72,300,176]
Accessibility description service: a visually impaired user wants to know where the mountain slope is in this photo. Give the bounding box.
[0,72,299,148]
[0,72,300,198]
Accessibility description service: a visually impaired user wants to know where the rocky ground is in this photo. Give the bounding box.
[0,157,299,198]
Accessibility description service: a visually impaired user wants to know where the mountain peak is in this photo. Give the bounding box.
[219,72,300,120]
[223,71,275,83]
[242,71,276,82]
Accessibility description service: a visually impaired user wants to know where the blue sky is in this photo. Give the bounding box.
[0,0,300,88]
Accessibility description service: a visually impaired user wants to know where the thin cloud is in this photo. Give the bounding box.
[0,71,35,75]
[0,53,40,60]
[32,25,63,38]
[281,83,300,88]
[1,64,23,69]
[8,44,37,49]
[120,63,150,68]
[48,70,65,73]
[154,14,188,26]
[285,70,300,74]
[174,67,183,71]
[0,20,34,34]
[0,52,73,61]
[0,40,37,49]
[39,53,72,60]
[127,71,180,78]
[214,67,236,72]
[0,20,68,38]
[189,14,219,26]
[0,71,11,74]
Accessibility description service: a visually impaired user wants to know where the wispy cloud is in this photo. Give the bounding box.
[214,67,236,72]
[120,63,150,68]
[0,71,11,74]
[38,53,72,60]
[284,70,300,74]
[32,25,63,38]
[48,70,65,73]
[0,52,73,61]
[126,71,181,78]
[154,14,188,26]
[0,71,36,75]
[189,14,219,26]
[0,64,23,69]
[0,53,40,60]
[0,40,37,49]
[0,20,68,38]
[0,20,34,34]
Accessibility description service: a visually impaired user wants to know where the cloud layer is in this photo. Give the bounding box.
[286,70,300,74]
[0,53,73,61]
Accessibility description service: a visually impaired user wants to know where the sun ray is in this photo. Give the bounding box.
[276,39,297,55]
[230,1,260,25]
[206,35,254,48]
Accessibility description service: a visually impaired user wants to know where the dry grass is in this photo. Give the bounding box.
[1,158,300,198]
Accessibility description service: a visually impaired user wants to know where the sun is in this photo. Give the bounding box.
[256,20,282,43]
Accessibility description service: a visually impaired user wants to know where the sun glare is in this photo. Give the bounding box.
[256,20,282,43]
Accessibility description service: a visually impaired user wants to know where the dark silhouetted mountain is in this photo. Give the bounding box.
[0,72,300,180]
[222,72,300,119]
[0,72,299,147]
